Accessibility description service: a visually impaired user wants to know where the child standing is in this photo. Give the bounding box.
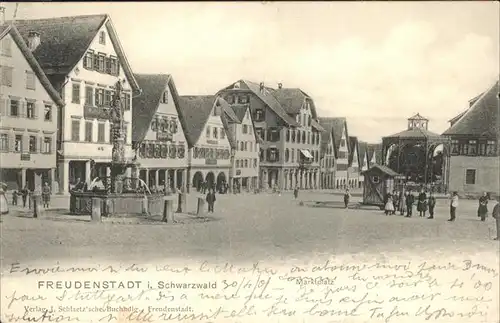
[385,193,395,215]
[206,188,216,213]
[344,189,350,209]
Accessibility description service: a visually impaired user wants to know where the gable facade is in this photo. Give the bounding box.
[335,124,349,188]
[0,29,61,190]
[320,132,336,189]
[231,107,260,191]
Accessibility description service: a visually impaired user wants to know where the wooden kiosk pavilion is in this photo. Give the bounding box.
[361,164,405,209]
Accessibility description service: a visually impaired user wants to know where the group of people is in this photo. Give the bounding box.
[382,188,438,219]
[11,183,52,209]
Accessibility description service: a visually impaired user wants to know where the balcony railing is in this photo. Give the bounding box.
[84,105,109,120]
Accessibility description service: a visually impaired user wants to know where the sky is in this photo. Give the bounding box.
[2,1,499,143]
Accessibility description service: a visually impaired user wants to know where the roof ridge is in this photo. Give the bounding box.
[444,79,499,135]
[13,14,108,22]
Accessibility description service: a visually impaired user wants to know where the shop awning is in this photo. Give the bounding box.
[300,149,313,159]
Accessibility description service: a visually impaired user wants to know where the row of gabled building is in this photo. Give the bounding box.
[0,14,381,194]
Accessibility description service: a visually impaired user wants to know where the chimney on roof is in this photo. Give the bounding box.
[278,83,283,89]
[27,31,41,51]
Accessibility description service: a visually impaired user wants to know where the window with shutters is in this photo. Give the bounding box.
[240,142,244,151]
[105,57,111,74]
[95,88,104,106]
[110,57,118,75]
[486,140,496,156]
[85,86,93,106]
[206,126,211,139]
[465,169,476,185]
[242,125,248,134]
[98,54,105,72]
[97,123,105,142]
[0,38,12,56]
[268,128,280,142]
[161,91,168,104]
[291,148,295,162]
[244,159,248,168]
[123,93,131,110]
[85,121,93,142]
[213,127,218,139]
[93,53,100,70]
[1,66,13,86]
[104,90,111,106]
[26,71,36,90]
[268,148,279,162]
[10,100,19,116]
[43,137,52,154]
[254,109,265,122]
[26,101,35,119]
[99,31,106,45]
[72,83,80,103]
[285,148,290,162]
[83,50,94,70]
[14,135,22,152]
[0,133,8,151]
[29,136,37,153]
[71,119,80,141]
[44,105,52,121]
[302,131,306,144]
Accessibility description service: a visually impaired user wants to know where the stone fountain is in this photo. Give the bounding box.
[69,81,166,217]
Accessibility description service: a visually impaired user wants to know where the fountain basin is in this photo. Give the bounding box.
[70,192,168,216]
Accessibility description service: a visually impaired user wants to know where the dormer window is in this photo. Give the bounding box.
[99,31,106,45]
[161,90,168,104]
[254,109,265,122]
[238,95,249,104]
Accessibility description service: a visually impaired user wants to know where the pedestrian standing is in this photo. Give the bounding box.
[206,188,216,213]
[427,192,436,219]
[399,190,406,216]
[417,189,428,217]
[21,185,29,208]
[0,183,9,215]
[477,192,489,222]
[293,186,299,199]
[42,182,51,208]
[406,190,415,217]
[12,190,18,206]
[448,191,459,222]
[491,198,499,240]
[391,191,398,215]
[344,189,351,209]
[385,193,395,215]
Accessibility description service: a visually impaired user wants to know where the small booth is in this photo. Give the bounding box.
[361,164,404,209]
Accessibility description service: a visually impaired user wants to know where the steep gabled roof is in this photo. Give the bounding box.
[311,119,325,132]
[319,119,334,157]
[442,80,499,138]
[358,141,368,168]
[318,117,348,157]
[367,143,382,167]
[348,136,359,167]
[362,164,400,177]
[230,104,248,122]
[178,95,227,147]
[221,108,237,149]
[132,74,189,147]
[272,87,320,120]
[13,14,139,92]
[0,24,64,108]
[220,80,300,127]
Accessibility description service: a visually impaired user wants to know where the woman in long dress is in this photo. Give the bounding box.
[417,189,428,217]
[385,193,395,215]
[0,182,9,215]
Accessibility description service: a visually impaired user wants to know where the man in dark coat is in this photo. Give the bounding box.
[427,191,436,219]
[206,188,216,213]
[406,190,415,217]
[477,192,489,222]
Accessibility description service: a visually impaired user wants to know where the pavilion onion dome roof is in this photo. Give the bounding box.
[442,80,499,138]
[384,127,443,139]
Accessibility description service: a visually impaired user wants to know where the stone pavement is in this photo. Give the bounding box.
[1,191,497,267]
